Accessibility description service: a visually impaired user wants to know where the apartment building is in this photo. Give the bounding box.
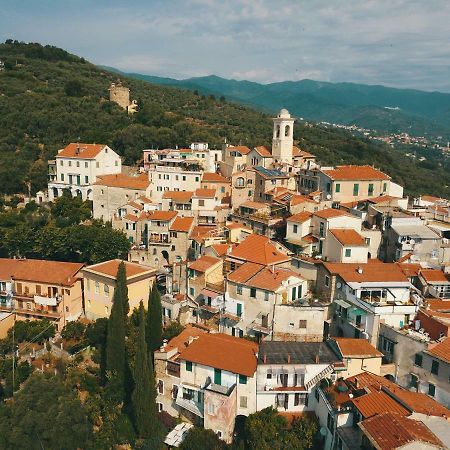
[48,142,121,201]
[256,341,340,413]
[0,258,84,330]
[201,172,231,202]
[82,259,155,319]
[175,333,258,443]
[92,173,150,220]
[220,145,251,178]
[318,260,418,345]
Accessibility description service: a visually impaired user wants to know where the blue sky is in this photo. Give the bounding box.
[1,0,450,91]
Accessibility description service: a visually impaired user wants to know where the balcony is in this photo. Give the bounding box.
[249,319,271,335]
[34,295,58,306]
[0,304,60,319]
[176,386,204,418]
[148,235,171,245]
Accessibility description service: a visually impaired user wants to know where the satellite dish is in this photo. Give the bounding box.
[326,194,332,200]
[319,427,328,437]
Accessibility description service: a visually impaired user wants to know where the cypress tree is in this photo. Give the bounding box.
[106,262,127,402]
[132,301,161,439]
[116,260,130,318]
[147,283,163,355]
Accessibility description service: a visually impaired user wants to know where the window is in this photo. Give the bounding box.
[68,160,72,167]
[104,284,110,296]
[237,285,243,295]
[189,287,195,296]
[60,160,64,166]
[186,361,193,372]
[267,372,272,380]
[76,161,80,167]
[264,291,269,302]
[250,287,256,298]
[319,222,325,237]
[240,396,248,408]
[325,276,330,287]
[105,306,109,315]
[414,353,423,367]
[353,183,359,196]
[208,403,216,415]
[239,375,247,384]
[335,183,341,193]
[115,161,118,166]
[248,190,252,197]
[221,186,225,193]
[216,431,223,440]
[95,281,100,294]
[61,174,64,182]
[293,224,298,234]
[431,360,439,375]
[368,183,374,196]
[428,383,436,397]
[182,176,186,181]
[172,384,178,399]
[195,177,199,182]
[383,182,387,192]
[299,320,307,329]
[235,177,244,187]
[158,380,164,394]
[410,374,419,390]
[214,368,222,385]
[198,200,205,207]
[96,162,100,168]
[157,403,163,412]
[345,248,352,257]
[85,162,88,168]
[87,299,91,308]
[85,176,89,184]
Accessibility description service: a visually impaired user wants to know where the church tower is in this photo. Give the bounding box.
[271,108,295,164]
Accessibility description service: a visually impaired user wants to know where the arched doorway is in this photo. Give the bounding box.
[161,250,169,265]
[62,188,72,198]
[86,189,93,201]
[52,187,59,199]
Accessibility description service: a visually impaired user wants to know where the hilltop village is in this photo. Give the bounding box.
[2,104,450,448]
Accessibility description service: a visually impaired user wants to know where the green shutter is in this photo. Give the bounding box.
[353,183,359,196]
[335,183,341,193]
[239,374,247,384]
[186,361,192,372]
[214,368,222,385]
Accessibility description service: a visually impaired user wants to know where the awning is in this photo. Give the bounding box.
[349,307,367,316]
[335,299,351,309]
[200,288,222,299]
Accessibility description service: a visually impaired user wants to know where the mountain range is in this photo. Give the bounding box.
[104,68,450,140]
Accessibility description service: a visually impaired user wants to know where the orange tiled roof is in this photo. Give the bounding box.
[287,212,312,224]
[162,191,193,202]
[188,255,221,273]
[419,269,450,284]
[169,217,194,233]
[397,262,421,278]
[359,412,444,450]
[84,259,153,279]
[123,213,139,222]
[57,143,107,159]
[189,225,218,242]
[227,262,265,284]
[292,146,315,158]
[245,267,303,291]
[163,325,206,354]
[427,337,450,364]
[352,391,410,418]
[0,258,84,286]
[240,200,270,210]
[323,260,408,283]
[148,210,178,221]
[210,243,231,257]
[329,229,366,246]
[194,188,216,198]
[254,146,272,157]
[201,173,229,183]
[228,145,252,155]
[421,195,443,203]
[225,222,252,232]
[178,333,258,376]
[290,194,317,206]
[314,208,354,220]
[333,338,382,358]
[322,165,390,181]
[368,195,399,204]
[229,234,291,266]
[95,173,149,189]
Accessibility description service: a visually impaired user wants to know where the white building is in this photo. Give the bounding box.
[48,143,121,201]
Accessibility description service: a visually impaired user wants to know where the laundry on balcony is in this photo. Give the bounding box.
[34,295,58,306]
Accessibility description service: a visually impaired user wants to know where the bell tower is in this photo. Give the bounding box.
[271,108,294,164]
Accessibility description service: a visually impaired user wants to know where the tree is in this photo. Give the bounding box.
[179,427,226,450]
[106,263,127,403]
[116,260,130,317]
[147,284,162,355]
[61,321,86,340]
[162,321,184,342]
[1,373,91,449]
[64,79,83,97]
[131,301,162,442]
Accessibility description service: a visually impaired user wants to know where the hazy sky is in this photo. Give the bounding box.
[1,0,450,91]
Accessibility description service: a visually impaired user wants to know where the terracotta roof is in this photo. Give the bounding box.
[421,195,443,203]
[419,269,450,284]
[188,255,221,273]
[194,188,216,198]
[123,213,139,222]
[397,262,421,278]
[302,234,318,243]
[245,267,303,291]
[323,260,408,283]
[329,229,366,246]
[178,333,258,376]
[290,195,317,206]
[254,146,272,157]
[368,195,400,204]
[292,146,315,158]
[287,212,312,224]
[84,259,153,279]
[210,243,231,257]
[94,173,149,189]
[148,210,178,221]
[201,173,229,183]
[228,145,252,155]
[227,262,265,284]
[162,325,206,354]
[352,390,410,418]
[0,258,84,286]
[240,200,270,210]
[189,225,218,242]
[333,338,382,358]
[225,222,252,232]
[169,217,194,233]
[427,337,450,364]
[128,200,144,210]
[322,165,390,181]
[229,234,291,266]
[57,143,107,159]
[359,412,444,450]
[314,208,354,220]
[162,191,193,202]
[139,196,152,204]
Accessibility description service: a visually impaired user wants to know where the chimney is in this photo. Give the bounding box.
[287,354,291,364]
[355,377,359,388]
[263,354,267,363]
[357,266,363,274]
[315,354,320,364]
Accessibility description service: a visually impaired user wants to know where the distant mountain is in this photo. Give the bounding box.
[104,67,450,139]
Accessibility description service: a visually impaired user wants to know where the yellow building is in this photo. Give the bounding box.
[83,259,156,319]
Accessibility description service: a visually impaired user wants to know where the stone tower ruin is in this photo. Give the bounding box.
[108,82,138,114]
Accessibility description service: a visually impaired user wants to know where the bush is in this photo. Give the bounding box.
[61,321,86,341]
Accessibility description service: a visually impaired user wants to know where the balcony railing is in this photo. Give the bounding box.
[149,236,171,245]
[0,304,60,319]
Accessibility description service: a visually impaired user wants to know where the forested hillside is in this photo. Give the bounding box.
[0,41,449,198]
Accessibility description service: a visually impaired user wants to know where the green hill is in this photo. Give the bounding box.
[0,41,449,199]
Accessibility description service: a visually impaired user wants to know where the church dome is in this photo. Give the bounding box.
[278,108,290,118]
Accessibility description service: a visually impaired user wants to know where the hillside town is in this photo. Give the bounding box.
[1,105,450,449]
